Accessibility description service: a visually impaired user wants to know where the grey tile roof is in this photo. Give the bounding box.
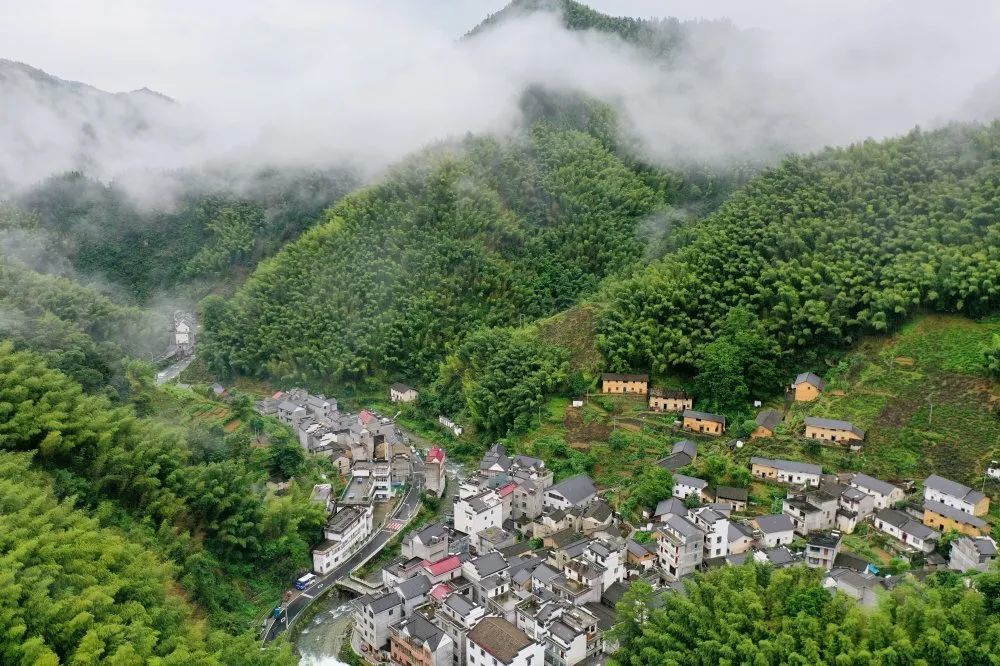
[683,409,725,425]
[924,474,986,505]
[364,591,402,614]
[601,373,648,382]
[755,409,783,431]
[391,382,414,393]
[754,514,794,534]
[674,474,708,490]
[876,509,939,541]
[923,500,988,528]
[850,473,899,498]
[396,574,432,600]
[470,551,508,577]
[763,546,795,566]
[715,486,748,502]
[672,440,698,458]
[793,372,826,389]
[834,552,871,572]
[751,457,822,476]
[805,416,865,438]
[728,522,754,541]
[547,475,598,506]
[399,614,447,650]
[663,514,705,539]
[657,452,693,471]
[654,497,687,517]
[445,593,476,615]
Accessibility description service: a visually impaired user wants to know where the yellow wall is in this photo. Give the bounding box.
[805,425,862,442]
[752,463,778,479]
[602,380,648,394]
[794,383,820,401]
[649,396,692,412]
[922,509,987,537]
[973,496,991,517]
[752,425,774,439]
[684,416,723,435]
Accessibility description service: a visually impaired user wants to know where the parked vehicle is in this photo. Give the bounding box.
[294,573,316,590]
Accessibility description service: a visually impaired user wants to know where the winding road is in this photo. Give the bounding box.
[262,458,424,643]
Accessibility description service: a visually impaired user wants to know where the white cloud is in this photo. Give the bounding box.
[1,0,998,194]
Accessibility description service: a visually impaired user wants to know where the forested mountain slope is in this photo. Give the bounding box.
[200,121,677,385]
[12,167,357,301]
[598,122,1000,379]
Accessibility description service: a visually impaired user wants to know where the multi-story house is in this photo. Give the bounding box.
[312,503,374,574]
[682,409,726,436]
[783,489,838,535]
[600,373,648,395]
[390,614,454,666]
[430,594,487,666]
[923,500,990,537]
[948,536,998,573]
[836,485,875,534]
[456,489,505,536]
[689,507,729,560]
[805,532,842,569]
[403,523,450,562]
[424,447,447,498]
[467,617,545,666]
[923,474,990,516]
[656,514,705,578]
[544,475,598,511]
[354,590,404,654]
[849,473,904,510]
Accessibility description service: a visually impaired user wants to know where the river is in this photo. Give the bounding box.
[296,590,355,665]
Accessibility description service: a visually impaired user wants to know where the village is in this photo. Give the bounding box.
[258,370,998,666]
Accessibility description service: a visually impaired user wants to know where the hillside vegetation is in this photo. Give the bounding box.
[600,123,1000,380]
[200,121,672,385]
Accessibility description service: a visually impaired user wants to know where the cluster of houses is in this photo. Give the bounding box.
[257,388,447,576]
[599,371,866,450]
[352,444,634,666]
[348,428,995,666]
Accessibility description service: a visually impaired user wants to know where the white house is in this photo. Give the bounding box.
[949,536,998,573]
[750,457,822,487]
[849,473,903,510]
[455,489,505,536]
[672,474,708,501]
[467,617,544,666]
[390,382,419,403]
[544,475,597,510]
[656,514,705,578]
[923,474,989,516]
[312,504,374,574]
[752,514,795,548]
[873,508,939,554]
[689,506,729,559]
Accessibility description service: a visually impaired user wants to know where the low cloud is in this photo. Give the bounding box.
[1,0,998,197]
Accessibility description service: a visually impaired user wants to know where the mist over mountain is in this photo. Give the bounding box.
[4,0,1000,201]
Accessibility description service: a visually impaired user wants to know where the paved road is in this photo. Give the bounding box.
[155,356,193,385]
[263,468,423,643]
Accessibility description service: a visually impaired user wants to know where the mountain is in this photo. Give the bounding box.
[0,59,200,194]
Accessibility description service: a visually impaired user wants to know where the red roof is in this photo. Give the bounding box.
[423,555,461,576]
[427,447,446,463]
[272,391,283,400]
[497,482,517,498]
[430,583,452,601]
[359,410,375,424]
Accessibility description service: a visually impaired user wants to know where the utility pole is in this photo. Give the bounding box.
[927,394,934,427]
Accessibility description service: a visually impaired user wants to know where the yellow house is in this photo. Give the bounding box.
[752,409,783,438]
[682,409,725,436]
[923,500,989,537]
[648,388,693,413]
[601,373,649,395]
[804,417,864,448]
[792,372,826,401]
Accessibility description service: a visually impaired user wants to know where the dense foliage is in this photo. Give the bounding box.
[0,344,325,631]
[201,122,664,384]
[600,123,1000,376]
[612,563,1000,665]
[0,452,294,665]
[14,167,356,300]
[431,327,569,438]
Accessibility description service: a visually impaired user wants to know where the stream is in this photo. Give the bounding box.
[296,590,355,665]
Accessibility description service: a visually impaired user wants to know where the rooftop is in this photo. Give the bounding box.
[547,474,597,505]
[755,409,783,431]
[805,416,865,438]
[683,409,726,425]
[924,474,987,505]
[793,372,826,389]
[850,473,899,498]
[601,372,648,382]
[467,617,535,664]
